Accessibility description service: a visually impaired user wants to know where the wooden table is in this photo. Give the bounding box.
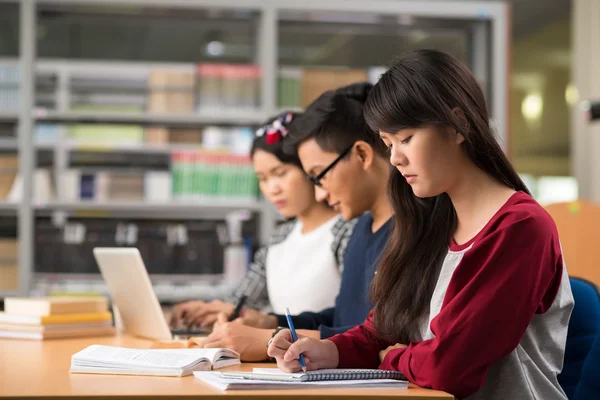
[0,335,453,399]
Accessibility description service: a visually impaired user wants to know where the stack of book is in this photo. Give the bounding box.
[0,297,115,340]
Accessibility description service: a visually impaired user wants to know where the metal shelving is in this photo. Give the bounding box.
[35,199,266,220]
[34,109,269,127]
[1,0,509,298]
[0,202,18,211]
[0,137,54,151]
[0,111,18,121]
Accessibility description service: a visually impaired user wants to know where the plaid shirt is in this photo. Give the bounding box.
[227,217,357,311]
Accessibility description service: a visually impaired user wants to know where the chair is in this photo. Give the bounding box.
[545,201,600,286]
[558,278,600,399]
[574,333,600,400]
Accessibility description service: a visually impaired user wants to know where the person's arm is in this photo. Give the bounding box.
[319,324,359,339]
[327,310,387,369]
[273,307,335,330]
[226,246,270,311]
[379,216,564,399]
[330,218,357,272]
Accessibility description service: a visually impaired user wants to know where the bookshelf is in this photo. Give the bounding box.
[1,0,509,300]
[0,111,19,122]
[35,110,268,127]
[35,200,265,219]
[0,202,18,211]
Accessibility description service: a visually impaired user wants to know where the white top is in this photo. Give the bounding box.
[266,216,342,315]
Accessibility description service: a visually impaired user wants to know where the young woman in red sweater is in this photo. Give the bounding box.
[268,50,574,400]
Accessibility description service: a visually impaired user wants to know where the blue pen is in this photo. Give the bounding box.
[284,307,307,373]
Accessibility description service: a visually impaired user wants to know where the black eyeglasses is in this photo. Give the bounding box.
[307,145,353,187]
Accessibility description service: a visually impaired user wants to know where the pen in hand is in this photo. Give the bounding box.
[228,295,248,322]
[284,307,307,373]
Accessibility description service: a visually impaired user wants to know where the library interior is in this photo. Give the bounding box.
[1,0,600,399]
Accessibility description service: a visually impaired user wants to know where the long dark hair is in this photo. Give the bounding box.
[365,50,530,344]
[251,112,303,168]
[284,82,388,157]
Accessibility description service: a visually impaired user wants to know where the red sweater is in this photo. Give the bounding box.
[328,192,572,399]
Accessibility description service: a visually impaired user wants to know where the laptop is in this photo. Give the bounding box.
[93,247,210,340]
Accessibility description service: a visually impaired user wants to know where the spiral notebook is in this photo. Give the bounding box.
[193,368,408,391]
[250,368,406,382]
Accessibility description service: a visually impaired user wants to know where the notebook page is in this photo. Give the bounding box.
[72,345,215,369]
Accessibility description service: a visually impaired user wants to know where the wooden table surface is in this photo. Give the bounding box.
[0,334,453,399]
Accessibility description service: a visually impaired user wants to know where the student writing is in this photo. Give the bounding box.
[202,83,395,359]
[268,50,574,400]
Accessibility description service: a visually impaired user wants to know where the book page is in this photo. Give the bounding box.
[253,368,352,377]
[252,368,305,377]
[73,345,220,369]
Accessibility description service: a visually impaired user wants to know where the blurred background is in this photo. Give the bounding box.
[0,0,594,304]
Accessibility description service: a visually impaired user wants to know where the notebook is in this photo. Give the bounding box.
[70,345,240,377]
[194,368,408,390]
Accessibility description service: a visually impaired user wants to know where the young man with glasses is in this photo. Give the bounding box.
[205,83,393,352]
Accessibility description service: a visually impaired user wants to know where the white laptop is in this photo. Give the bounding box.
[93,247,217,341]
[93,247,173,340]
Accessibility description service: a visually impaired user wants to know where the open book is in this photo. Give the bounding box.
[194,368,408,390]
[70,345,239,377]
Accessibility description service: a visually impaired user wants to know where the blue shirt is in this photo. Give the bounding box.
[275,213,392,338]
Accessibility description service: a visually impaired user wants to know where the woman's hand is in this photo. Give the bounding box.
[267,329,340,372]
[379,343,407,363]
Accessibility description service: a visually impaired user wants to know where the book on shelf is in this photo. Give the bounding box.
[6,168,54,203]
[148,67,196,114]
[301,68,368,107]
[171,151,258,202]
[106,173,144,202]
[144,127,204,146]
[67,105,144,146]
[196,63,261,111]
[0,238,18,291]
[0,64,19,111]
[169,128,203,144]
[276,66,386,108]
[61,170,146,203]
[144,171,171,203]
[70,345,240,377]
[35,124,61,143]
[0,154,18,201]
[4,296,109,317]
[277,67,303,108]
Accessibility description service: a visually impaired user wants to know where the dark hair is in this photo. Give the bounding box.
[250,112,303,168]
[366,49,530,344]
[283,82,388,156]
